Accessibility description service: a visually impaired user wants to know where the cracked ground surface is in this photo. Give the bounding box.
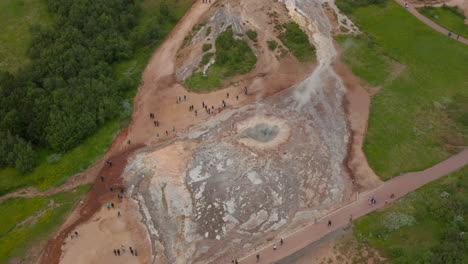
[123,77,354,263]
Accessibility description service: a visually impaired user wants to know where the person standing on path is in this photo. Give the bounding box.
[280,238,283,246]
[100,175,104,182]
[256,253,260,262]
[328,220,332,227]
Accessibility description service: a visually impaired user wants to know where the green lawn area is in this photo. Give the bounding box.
[0,184,91,263]
[418,5,468,38]
[354,166,467,263]
[0,0,51,72]
[0,0,194,196]
[185,26,257,91]
[336,0,468,180]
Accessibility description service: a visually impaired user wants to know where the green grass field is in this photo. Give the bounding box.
[418,5,468,38]
[354,166,467,263]
[0,0,51,72]
[337,0,468,180]
[0,184,91,263]
[0,0,194,196]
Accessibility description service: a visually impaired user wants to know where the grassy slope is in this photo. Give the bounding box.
[279,22,316,62]
[0,0,51,72]
[354,166,467,263]
[185,27,257,91]
[417,6,468,38]
[337,0,468,180]
[0,0,194,195]
[0,185,91,263]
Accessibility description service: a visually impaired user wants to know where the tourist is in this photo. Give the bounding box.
[118,211,121,217]
[256,253,260,262]
[227,92,230,98]
[273,244,277,250]
[114,249,117,256]
[100,175,104,182]
[280,238,284,246]
[236,95,239,100]
[111,203,114,208]
[244,87,248,95]
[328,220,332,227]
[117,249,120,256]
[130,247,134,255]
[134,249,138,256]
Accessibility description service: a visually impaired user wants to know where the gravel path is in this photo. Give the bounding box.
[396,0,468,44]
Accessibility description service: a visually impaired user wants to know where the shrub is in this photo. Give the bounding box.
[202,43,212,52]
[46,154,62,164]
[246,30,258,42]
[200,52,214,66]
[267,40,278,50]
[206,26,212,36]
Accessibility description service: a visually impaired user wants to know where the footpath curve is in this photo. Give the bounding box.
[395,0,468,44]
[240,148,468,263]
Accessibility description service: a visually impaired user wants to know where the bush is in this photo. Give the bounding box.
[15,143,37,174]
[267,40,278,50]
[46,154,62,165]
[200,52,214,66]
[247,30,258,42]
[206,26,212,36]
[202,43,212,52]
[185,26,257,91]
[0,131,37,173]
[279,23,316,62]
[214,26,257,77]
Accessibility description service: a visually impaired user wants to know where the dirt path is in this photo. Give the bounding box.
[238,148,468,263]
[396,0,468,44]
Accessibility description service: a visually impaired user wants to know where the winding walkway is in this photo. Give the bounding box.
[396,0,468,44]
[240,149,468,263]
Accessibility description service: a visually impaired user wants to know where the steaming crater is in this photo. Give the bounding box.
[237,116,291,150]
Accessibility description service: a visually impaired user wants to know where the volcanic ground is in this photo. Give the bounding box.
[123,73,354,263]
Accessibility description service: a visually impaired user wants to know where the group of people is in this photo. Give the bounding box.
[69,231,79,239]
[149,86,248,139]
[448,31,461,40]
[201,0,211,3]
[113,245,138,257]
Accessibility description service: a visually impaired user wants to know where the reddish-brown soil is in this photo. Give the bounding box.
[38,144,143,264]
